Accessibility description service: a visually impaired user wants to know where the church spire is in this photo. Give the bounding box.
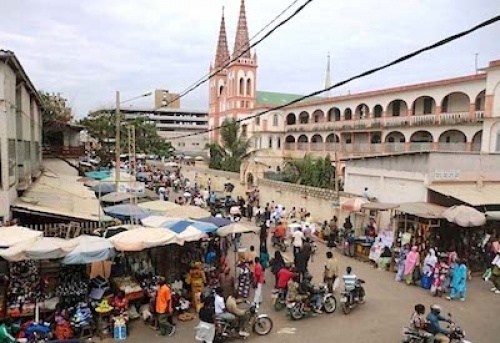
[324,52,332,97]
[214,6,230,69]
[233,0,251,59]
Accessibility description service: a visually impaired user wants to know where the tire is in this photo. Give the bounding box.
[253,317,273,336]
[342,302,351,315]
[289,305,304,320]
[323,295,337,313]
[274,300,285,311]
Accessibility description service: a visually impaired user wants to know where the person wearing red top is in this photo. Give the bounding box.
[277,267,295,289]
[253,257,264,306]
[273,222,286,239]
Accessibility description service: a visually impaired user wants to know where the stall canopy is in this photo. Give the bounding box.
[341,197,370,212]
[197,217,231,228]
[428,182,500,207]
[91,182,117,195]
[361,203,400,211]
[62,235,115,264]
[95,224,138,238]
[109,227,177,251]
[217,223,259,237]
[100,192,133,204]
[442,205,486,228]
[104,204,151,221]
[162,219,218,234]
[85,171,111,180]
[166,206,208,219]
[396,202,447,219]
[138,201,181,213]
[0,237,77,262]
[0,226,43,248]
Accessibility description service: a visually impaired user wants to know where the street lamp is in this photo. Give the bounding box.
[115,91,152,186]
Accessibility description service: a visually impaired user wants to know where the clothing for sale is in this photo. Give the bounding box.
[56,265,89,307]
[7,261,41,317]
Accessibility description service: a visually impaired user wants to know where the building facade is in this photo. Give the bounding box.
[120,107,209,156]
[0,50,43,222]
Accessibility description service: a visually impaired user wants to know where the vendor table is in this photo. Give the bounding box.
[354,241,373,262]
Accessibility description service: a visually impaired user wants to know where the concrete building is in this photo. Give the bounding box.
[119,107,209,156]
[0,50,43,222]
[154,89,180,109]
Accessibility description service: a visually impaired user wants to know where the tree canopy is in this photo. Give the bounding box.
[39,91,73,143]
[280,154,336,189]
[79,110,174,163]
[207,118,251,173]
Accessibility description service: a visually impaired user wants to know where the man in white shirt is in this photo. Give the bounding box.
[214,287,236,323]
[292,228,305,258]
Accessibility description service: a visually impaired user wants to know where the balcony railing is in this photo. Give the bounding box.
[440,112,469,125]
[437,142,468,152]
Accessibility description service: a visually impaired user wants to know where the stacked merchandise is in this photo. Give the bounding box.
[56,266,89,307]
[6,261,41,317]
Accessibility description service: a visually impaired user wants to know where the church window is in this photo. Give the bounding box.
[246,79,251,96]
[272,114,278,126]
[239,78,245,96]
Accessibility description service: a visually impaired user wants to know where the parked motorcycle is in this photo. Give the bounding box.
[340,279,366,314]
[286,284,337,320]
[271,236,287,252]
[215,303,273,341]
[401,313,472,343]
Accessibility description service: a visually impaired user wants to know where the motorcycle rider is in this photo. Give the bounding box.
[426,304,452,343]
[342,266,365,302]
[214,287,236,324]
[226,290,250,337]
[409,304,434,343]
[299,273,323,313]
[272,221,287,247]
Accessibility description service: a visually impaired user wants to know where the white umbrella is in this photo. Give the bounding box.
[62,235,115,264]
[138,201,181,214]
[217,223,259,237]
[443,205,486,227]
[141,215,175,228]
[0,237,77,262]
[176,226,208,245]
[109,227,177,251]
[0,226,43,248]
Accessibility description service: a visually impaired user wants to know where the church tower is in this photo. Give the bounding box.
[208,0,258,143]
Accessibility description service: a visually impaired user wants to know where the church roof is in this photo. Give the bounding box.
[256,91,319,106]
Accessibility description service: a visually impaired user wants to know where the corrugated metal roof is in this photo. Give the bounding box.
[395,202,447,219]
[428,182,500,206]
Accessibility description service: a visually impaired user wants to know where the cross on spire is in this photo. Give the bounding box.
[233,0,251,59]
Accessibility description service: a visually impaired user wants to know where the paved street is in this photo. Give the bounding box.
[100,226,498,343]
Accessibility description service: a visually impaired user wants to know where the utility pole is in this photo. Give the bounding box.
[115,91,121,187]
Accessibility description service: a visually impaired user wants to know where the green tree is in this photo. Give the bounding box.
[79,110,174,163]
[207,118,251,172]
[283,154,335,188]
[39,91,73,143]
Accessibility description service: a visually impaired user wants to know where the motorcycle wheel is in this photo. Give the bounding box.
[274,300,285,311]
[290,305,304,320]
[342,302,351,315]
[253,317,273,335]
[323,295,337,313]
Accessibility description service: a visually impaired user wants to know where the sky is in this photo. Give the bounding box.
[1,0,499,118]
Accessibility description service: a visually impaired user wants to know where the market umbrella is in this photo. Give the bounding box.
[197,216,231,228]
[104,204,151,221]
[91,182,117,195]
[94,224,140,238]
[166,205,208,219]
[443,205,486,227]
[341,197,370,212]
[109,227,177,251]
[62,235,115,264]
[138,201,181,214]
[162,219,218,234]
[216,223,259,237]
[0,226,43,248]
[0,237,77,262]
[85,171,111,180]
[100,192,133,204]
[84,180,100,188]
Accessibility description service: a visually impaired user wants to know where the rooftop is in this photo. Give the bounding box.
[0,50,41,105]
[256,90,319,107]
[112,106,208,115]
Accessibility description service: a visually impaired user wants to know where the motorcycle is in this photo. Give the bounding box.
[271,235,287,252]
[286,284,337,320]
[215,303,273,341]
[401,313,471,343]
[272,288,287,311]
[340,279,366,315]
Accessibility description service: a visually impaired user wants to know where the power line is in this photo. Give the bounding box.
[169,13,500,140]
[156,0,314,110]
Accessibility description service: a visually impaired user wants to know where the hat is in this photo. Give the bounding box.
[95,299,114,313]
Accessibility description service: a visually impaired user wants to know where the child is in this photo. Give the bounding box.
[409,304,433,343]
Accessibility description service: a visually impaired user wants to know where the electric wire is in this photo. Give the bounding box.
[168,14,500,140]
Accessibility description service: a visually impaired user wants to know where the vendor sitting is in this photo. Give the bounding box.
[365,218,377,238]
[111,291,130,320]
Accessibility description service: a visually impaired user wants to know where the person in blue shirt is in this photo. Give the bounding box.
[426,304,451,343]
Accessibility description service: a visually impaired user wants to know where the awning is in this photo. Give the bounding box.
[361,203,400,211]
[428,182,500,206]
[12,173,109,222]
[396,202,447,219]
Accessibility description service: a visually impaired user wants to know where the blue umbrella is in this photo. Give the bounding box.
[197,216,231,228]
[85,171,111,180]
[104,204,150,222]
[162,219,218,234]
